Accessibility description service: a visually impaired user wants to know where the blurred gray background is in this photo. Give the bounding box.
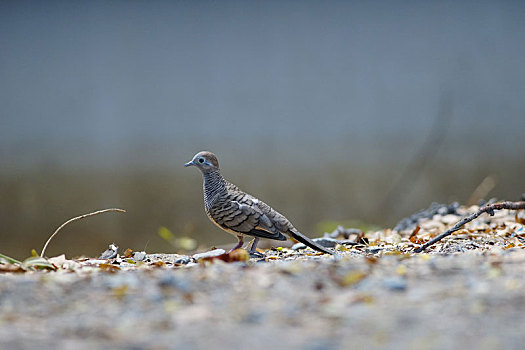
[1,0,524,259]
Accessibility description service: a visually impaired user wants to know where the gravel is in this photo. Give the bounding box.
[1,204,525,350]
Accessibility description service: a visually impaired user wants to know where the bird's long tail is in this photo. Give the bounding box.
[290,230,335,256]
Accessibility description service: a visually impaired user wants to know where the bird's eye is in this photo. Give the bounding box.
[199,158,204,163]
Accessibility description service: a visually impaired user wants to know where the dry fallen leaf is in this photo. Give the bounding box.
[340,271,367,287]
[112,285,129,299]
[201,249,250,264]
[409,226,421,243]
[123,248,133,258]
[151,261,167,268]
[515,213,525,225]
[99,263,120,272]
[365,256,378,264]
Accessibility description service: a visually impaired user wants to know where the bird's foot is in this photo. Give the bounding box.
[249,250,265,259]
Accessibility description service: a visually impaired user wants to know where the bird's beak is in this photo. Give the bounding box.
[184,160,194,167]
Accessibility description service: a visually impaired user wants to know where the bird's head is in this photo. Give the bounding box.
[184,151,220,172]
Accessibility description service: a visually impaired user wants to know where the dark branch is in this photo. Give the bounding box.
[414,201,525,253]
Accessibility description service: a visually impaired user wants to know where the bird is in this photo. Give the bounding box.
[184,151,335,256]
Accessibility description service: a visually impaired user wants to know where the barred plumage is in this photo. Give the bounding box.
[185,151,334,256]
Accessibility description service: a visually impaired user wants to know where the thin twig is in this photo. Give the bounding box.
[414,201,525,253]
[40,208,126,257]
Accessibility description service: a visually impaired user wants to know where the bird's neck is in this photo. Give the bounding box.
[202,169,226,209]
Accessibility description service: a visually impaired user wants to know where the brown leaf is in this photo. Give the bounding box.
[365,256,378,264]
[409,226,421,240]
[409,227,426,244]
[99,263,120,272]
[227,248,250,262]
[202,249,250,264]
[151,260,167,267]
[123,248,133,258]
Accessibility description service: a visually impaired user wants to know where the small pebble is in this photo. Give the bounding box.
[174,256,192,265]
[133,251,147,261]
[192,249,226,261]
[382,277,407,291]
[99,244,119,259]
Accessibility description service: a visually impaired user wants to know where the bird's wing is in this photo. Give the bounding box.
[217,200,286,241]
[253,198,295,232]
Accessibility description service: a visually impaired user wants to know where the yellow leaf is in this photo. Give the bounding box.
[113,285,129,299]
[158,226,174,242]
[396,264,407,275]
[177,237,197,251]
[341,271,367,286]
[336,244,349,251]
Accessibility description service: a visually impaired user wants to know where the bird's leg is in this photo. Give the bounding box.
[229,236,244,253]
[249,237,259,251]
[248,237,265,258]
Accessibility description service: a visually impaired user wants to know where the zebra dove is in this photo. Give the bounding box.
[184,151,335,256]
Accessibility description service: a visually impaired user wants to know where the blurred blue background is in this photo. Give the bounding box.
[1,0,524,258]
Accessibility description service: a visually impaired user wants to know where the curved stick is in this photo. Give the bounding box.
[414,201,525,253]
[40,208,126,257]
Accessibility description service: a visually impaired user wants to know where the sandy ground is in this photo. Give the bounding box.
[1,204,525,350]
